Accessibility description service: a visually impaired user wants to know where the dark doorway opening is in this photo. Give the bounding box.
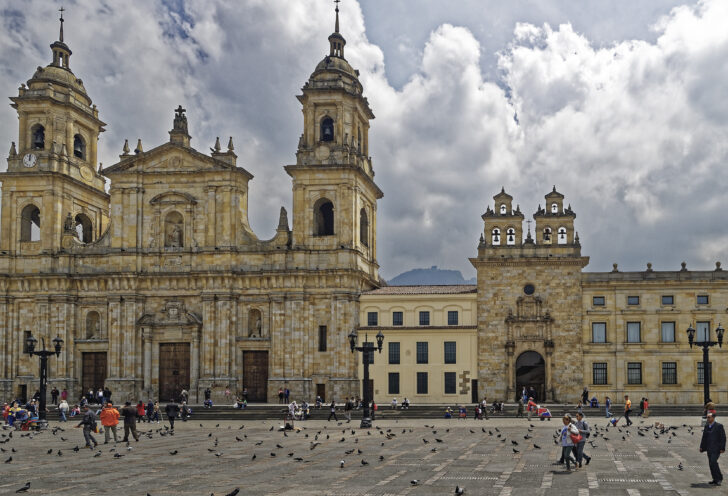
[242,351,268,402]
[316,383,326,402]
[515,351,545,402]
[82,352,107,397]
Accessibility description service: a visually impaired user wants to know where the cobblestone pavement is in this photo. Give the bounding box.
[0,416,723,495]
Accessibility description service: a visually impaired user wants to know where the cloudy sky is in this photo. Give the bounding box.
[0,0,726,280]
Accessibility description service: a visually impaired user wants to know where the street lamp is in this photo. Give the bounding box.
[25,332,63,429]
[686,323,724,407]
[349,329,384,428]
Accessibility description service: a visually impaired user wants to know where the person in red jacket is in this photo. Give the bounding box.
[527,397,538,421]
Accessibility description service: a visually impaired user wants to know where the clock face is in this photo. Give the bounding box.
[23,153,37,168]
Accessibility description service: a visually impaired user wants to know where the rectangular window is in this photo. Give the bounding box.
[661,295,674,305]
[697,321,710,342]
[592,322,607,343]
[626,322,641,343]
[388,342,400,364]
[419,311,430,326]
[592,363,608,385]
[416,372,428,394]
[362,342,374,364]
[444,342,457,364]
[444,372,457,394]
[447,311,459,326]
[367,312,378,326]
[627,295,640,306]
[697,294,709,305]
[592,296,605,306]
[416,342,428,364]
[388,373,400,395]
[22,330,31,354]
[662,362,677,385]
[698,362,713,385]
[661,322,676,343]
[627,362,642,385]
[392,311,403,326]
[318,325,327,352]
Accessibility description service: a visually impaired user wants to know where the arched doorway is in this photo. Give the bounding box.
[515,351,545,402]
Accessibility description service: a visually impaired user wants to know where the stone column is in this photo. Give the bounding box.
[545,340,554,402]
[143,328,152,392]
[506,340,515,400]
[205,187,217,247]
[201,294,216,377]
[107,297,122,378]
[191,333,200,403]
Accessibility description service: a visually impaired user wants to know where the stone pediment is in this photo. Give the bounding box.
[137,300,202,328]
[102,142,253,179]
[149,191,198,206]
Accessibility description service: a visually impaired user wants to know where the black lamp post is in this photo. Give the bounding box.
[686,323,724,407]
[348,329,384,428]
[25,332,63,429]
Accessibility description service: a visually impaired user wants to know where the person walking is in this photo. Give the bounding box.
[327,399,338,421]
[642,397,650,418]
[100,402,120,444]
[638,397,645,417]
[623,395,633,426]
[345,397,353,423]
[76,404,98,449]
[136,401,147,423]
[165,399,180,430]
[58,399,69,422]
[605,396,612,418]
[574,412,592,467]
[120,401,140,442]
[558,414,577,471]
[700,412,726,486]
[527,397,537,421]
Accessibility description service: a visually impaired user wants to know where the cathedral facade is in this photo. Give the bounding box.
[0,10,380,404]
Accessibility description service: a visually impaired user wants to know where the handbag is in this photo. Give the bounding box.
[570,432,583,444]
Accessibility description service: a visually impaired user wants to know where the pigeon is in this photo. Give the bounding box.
[255,441,263,446]
[4,456,11,463]
[270,452,276,457]
[357,449,363,454]
[215,452,223,458]
[236,437,244,442]
[47,448,53,454]
[113,453,124,458]
[361,459,369,465]
[15,482,31,493]
[513,448,519,454]
[423,439,429,444]
[94,452,101,457]
[411,480,419,486]
[340,460,345,468]
[169,450,178,455]
[534,444,541,449]
[678,462,684,471]
[294,457,303,461]
[435,439,444,443]
[455,485,465,495]
[345,449,354,454]
[511,440,518,446]
[224,489,240,496]
[379,455,384,461]
[276,444,284,449]
[251,454,256,460]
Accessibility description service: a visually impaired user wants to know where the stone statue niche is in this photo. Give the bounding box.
[164,211,184,248]
[248,309,262,337]
[85,311,101,339]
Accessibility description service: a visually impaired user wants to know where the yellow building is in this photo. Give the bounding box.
[358,286,478,404]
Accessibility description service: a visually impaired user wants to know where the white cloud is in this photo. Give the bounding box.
[0,0,726,279]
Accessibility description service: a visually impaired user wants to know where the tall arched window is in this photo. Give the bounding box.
[500,204,507,214]
[557,227,567,244]
[314,198,334,236]
[542,227,552,244]
[491,228,501,245]
[31,124,45,150]
[20,204,41,242]
[506,227,516,245]
[320,117,334,142]
[75,213,93,243]
[85,311,100,339]
[551,202,559,213]
[73,134,86,159]
[359,208,369,247]
[165,211,184,248]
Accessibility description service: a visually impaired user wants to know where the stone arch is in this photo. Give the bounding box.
[542,226,553,244]
[314,198,334,236]
[75,213,93,243]
[515,351,545,402]
[165,210,184,248]
[31,124,45,150]
[248,308,263,337]
[506,227,516,246]
[491,227,501,245]
[551,202,559,214]
[500,204,507,214]
[557,226,567,245]
[320,116,334,142]
[85,311,101,339]
[20,204,41,242]
[73,133,86,160]
[359,207,369,247]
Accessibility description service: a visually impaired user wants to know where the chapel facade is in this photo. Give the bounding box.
[0,9,381,404]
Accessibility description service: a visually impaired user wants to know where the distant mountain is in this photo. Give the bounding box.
[387,266,476,286]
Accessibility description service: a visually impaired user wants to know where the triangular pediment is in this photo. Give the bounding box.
[102,142,252,179]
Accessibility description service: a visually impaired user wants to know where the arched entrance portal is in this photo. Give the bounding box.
[515,351,545,402]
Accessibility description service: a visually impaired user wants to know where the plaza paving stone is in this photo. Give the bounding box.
[0,416,723,495]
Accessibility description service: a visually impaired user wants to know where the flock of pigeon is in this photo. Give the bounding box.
[1,417,693,494]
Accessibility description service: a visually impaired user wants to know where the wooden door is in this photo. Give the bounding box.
[82,352,107,394]
[159,343,190,402]
[242,351,268,402]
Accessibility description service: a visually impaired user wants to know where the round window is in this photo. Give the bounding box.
[523,284,535,295]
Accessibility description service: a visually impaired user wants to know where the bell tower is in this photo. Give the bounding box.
[1,9,109,255]
[285,2,382,278]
